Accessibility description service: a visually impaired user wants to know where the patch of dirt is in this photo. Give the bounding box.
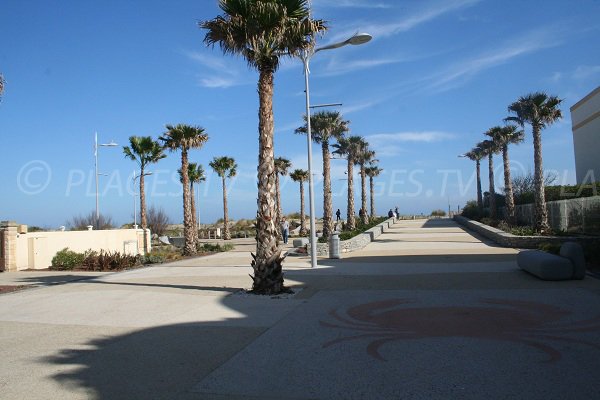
[0,285,32,294]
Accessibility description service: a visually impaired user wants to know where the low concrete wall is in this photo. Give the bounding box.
[309,218,395,257]
[3,224,150,271]
[453,215,598,249]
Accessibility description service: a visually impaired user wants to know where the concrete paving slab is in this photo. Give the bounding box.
[194,289,600,400]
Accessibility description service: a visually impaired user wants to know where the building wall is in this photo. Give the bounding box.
[1,225,149,271]
[571,86,600,184]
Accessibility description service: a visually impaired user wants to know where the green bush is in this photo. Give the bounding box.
[538,242,561,255]
[197,242,234,253]
[461,200,485,220]
[80,250,139,271]
[430,209,446,217]
[51,248,85,270]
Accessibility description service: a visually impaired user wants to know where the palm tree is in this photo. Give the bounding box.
[333,135,364,230]
[274,157,292,232]
[462,146,485,211]
[486,125,524,224]
[210,156,237,241]
[290,169,309,235]
[201,0,327,294]
[505,92,563,233]
[355,142,376,224]
[478,138,501,219]
[159,124,209,255]
[365,164,383,218]
[0,73,5,100]
[123,136,166,254]
[295,111,349,237]
[179,163,206,245]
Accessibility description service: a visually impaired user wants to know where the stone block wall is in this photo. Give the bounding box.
[309,218,395,257]
[453,215,598,248]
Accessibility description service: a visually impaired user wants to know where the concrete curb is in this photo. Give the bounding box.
[308,218,396,257]
[453,215,599,249]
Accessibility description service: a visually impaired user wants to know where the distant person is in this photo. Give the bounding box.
[281,217,290,244]
[336,209,341,221]
[395,206,399,218]
[388,209,394,218]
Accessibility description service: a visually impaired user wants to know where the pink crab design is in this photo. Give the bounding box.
[320,298,600,362]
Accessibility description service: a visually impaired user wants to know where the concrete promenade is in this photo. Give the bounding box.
[1,219,599,399]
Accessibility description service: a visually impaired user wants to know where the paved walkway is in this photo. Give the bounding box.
[1,219,599,399]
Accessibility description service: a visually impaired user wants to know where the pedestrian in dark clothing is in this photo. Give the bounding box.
[388,209,394,218]
[336,209,341,221]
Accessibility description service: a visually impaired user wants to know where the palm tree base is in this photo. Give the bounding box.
[250,251,287,294]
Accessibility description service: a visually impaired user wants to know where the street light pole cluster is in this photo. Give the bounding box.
[301,32,372,268]
[94,132,118,229]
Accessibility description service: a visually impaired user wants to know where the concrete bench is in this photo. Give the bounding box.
[517,242,586,280]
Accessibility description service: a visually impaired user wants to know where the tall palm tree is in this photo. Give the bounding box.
[123,136,166,254]
[355,142,376,224]
[478,138,501,219]
[201,0,327,294]
[462,146,485,211]
[0,73,5,100]
[274,157,292,232]
[210,156,237,241]
[159,124,209,255]
[333,135,364,230]
[505,92,563,233]
[295,111,349,237]
[365,164,383,218]
[486,125,524,224]
[290,169,309,235]
[179,163,206,245]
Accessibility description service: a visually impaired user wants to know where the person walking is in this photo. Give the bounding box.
[388,209,394,218]
[336,209,341,221]
[281,217,290,244]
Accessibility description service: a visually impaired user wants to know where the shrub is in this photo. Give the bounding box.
[80,250,139,271]
[461,200,484,220]
[51,248,85,270]
[197,242,234,253]
[430,209,446,217]
[538,242,561,255]
[146,205,170,236]
[69,211,114,230]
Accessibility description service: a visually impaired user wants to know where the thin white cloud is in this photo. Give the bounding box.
[368,131,456,143]
[183,49,246,89]
[324,0,480,44]
[573,65,600,81]
[320,57,400,77]
[315,0,392,9]
[424,27,564,93]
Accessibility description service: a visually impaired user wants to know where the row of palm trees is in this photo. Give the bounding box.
[462,92,562,233]
[295,111,382,235]
[123,124,238,256]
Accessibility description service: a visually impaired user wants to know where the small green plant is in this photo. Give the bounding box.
[51,248,85,270]
[197,242,234,253]
[538,242,561,255]
[430,209,446,217]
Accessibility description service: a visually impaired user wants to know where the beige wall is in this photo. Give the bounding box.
[571,86,600,184]
[13,228,150,271]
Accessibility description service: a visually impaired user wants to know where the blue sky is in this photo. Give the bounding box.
[1,0,599,228]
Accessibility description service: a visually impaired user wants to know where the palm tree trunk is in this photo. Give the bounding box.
[488,153,496,219]
[347,157,356,230]
[360,164,368,224]
[190,182,198,244]
[181,148,195,255]
[222,177,231,240]
[274,173,282,240]
[502,145,516,224]
[476,160,483,211]
[139,168,149,255]
[369,176,375,217]
[532,124,549,233]
[322,141,332,237]
[252,68,284,294]
[299,181,306,236]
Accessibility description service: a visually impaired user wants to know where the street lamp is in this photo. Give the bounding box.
[94,132,118,230]
[301,32,372,268]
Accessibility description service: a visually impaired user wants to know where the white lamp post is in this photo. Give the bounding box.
[94,132,118,229]
[301,32,372,268]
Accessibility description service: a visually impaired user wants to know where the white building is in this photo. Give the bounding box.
[571,86,600,184]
